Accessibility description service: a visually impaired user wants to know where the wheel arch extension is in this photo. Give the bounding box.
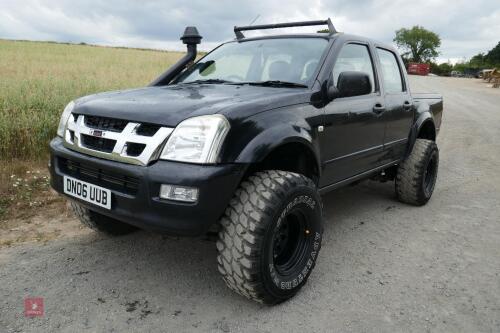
[406,112,437,158]
[417,119,436,141]
[235,131,321,185]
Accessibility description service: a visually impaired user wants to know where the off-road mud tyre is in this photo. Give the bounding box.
[216,170,323,304]
[70,201,138,235]
[396,138,439,206]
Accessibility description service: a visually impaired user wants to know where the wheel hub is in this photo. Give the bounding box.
[272,209,309,275]
[423,153,438,195]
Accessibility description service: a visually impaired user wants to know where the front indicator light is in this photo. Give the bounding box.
[160,184,198,203]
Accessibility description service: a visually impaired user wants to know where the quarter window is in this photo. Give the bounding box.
[332,43,375,93]
[376,48,404,93]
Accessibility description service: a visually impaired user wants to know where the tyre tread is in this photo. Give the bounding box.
[70,202,137,235]
[216,170,318,304]
[396,139,438,206]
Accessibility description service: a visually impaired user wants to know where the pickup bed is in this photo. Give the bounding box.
[49,19,443,304]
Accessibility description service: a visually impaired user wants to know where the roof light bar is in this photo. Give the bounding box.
[233,18,336,39]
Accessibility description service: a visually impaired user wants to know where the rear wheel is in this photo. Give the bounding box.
[396,139,439,206]
[71,202,138,235]
[216,170,323,304]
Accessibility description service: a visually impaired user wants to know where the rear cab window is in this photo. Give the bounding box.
[376,48,405,94]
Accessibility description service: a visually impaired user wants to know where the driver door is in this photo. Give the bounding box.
[319,42,386,187]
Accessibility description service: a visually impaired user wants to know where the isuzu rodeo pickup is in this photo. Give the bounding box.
[49,19,443,304]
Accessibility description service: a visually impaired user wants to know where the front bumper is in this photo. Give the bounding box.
[49,137,247,236]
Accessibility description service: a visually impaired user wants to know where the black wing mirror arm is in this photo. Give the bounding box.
[327,85,340,101]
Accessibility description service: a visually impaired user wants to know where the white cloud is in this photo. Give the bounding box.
[0,0,499,59]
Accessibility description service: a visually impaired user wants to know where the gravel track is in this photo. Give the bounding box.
[1,76,499,332]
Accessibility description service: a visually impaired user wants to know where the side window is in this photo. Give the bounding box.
[376,48,404,93]
[332,43,375,93]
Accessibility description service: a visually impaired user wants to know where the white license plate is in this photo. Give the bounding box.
[63,176,111,210]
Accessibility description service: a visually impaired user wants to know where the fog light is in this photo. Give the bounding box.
[160,184,198,202]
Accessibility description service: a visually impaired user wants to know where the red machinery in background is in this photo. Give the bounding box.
[407,63,430,76]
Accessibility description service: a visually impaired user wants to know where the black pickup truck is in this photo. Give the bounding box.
[49,19,443,304]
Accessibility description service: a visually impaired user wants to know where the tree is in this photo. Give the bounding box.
[439,63,453,76]
[394,26,441,63]
[453,62,467,73]
[430,62,452,76]
[469,53,486,69]
[485,41,500,65]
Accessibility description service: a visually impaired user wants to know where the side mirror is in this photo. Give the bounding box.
[328,71,372,100]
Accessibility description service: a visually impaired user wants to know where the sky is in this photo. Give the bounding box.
[1,0,499,64]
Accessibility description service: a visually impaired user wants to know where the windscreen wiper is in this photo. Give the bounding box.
[182,79,233,84]
[240,80,307,88]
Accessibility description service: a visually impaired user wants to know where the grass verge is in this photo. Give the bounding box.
[0,39,183,160]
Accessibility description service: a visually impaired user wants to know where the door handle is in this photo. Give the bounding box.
[372,103,385,114]
[403,101,412,110]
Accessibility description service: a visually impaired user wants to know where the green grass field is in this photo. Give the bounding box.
[0,39,184,161]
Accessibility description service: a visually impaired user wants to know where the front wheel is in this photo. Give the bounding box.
[216,170,323,304]
[71,202,138,235]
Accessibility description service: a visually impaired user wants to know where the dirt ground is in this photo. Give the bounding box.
[1,76,499,332]
[0,162,89,248]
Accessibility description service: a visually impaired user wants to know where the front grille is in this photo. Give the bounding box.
[84,115,128,132]
[64,114,174,166]
[81,134,116,153]
[58,157,140,195]
[125,143,146,157]
[136,123,161,137]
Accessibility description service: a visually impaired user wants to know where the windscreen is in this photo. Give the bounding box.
[176,38,329,85]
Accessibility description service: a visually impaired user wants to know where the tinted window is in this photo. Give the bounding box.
[376,48,404,93]
[332,43,375,93]
[176,38,329,85]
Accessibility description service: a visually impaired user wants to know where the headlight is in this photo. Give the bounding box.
[57,101,75,137]
[160,115,230,164]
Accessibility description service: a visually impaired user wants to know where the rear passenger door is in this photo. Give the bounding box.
[375,48,414,162]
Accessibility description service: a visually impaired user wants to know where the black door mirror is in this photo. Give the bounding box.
[327,71,372,100]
